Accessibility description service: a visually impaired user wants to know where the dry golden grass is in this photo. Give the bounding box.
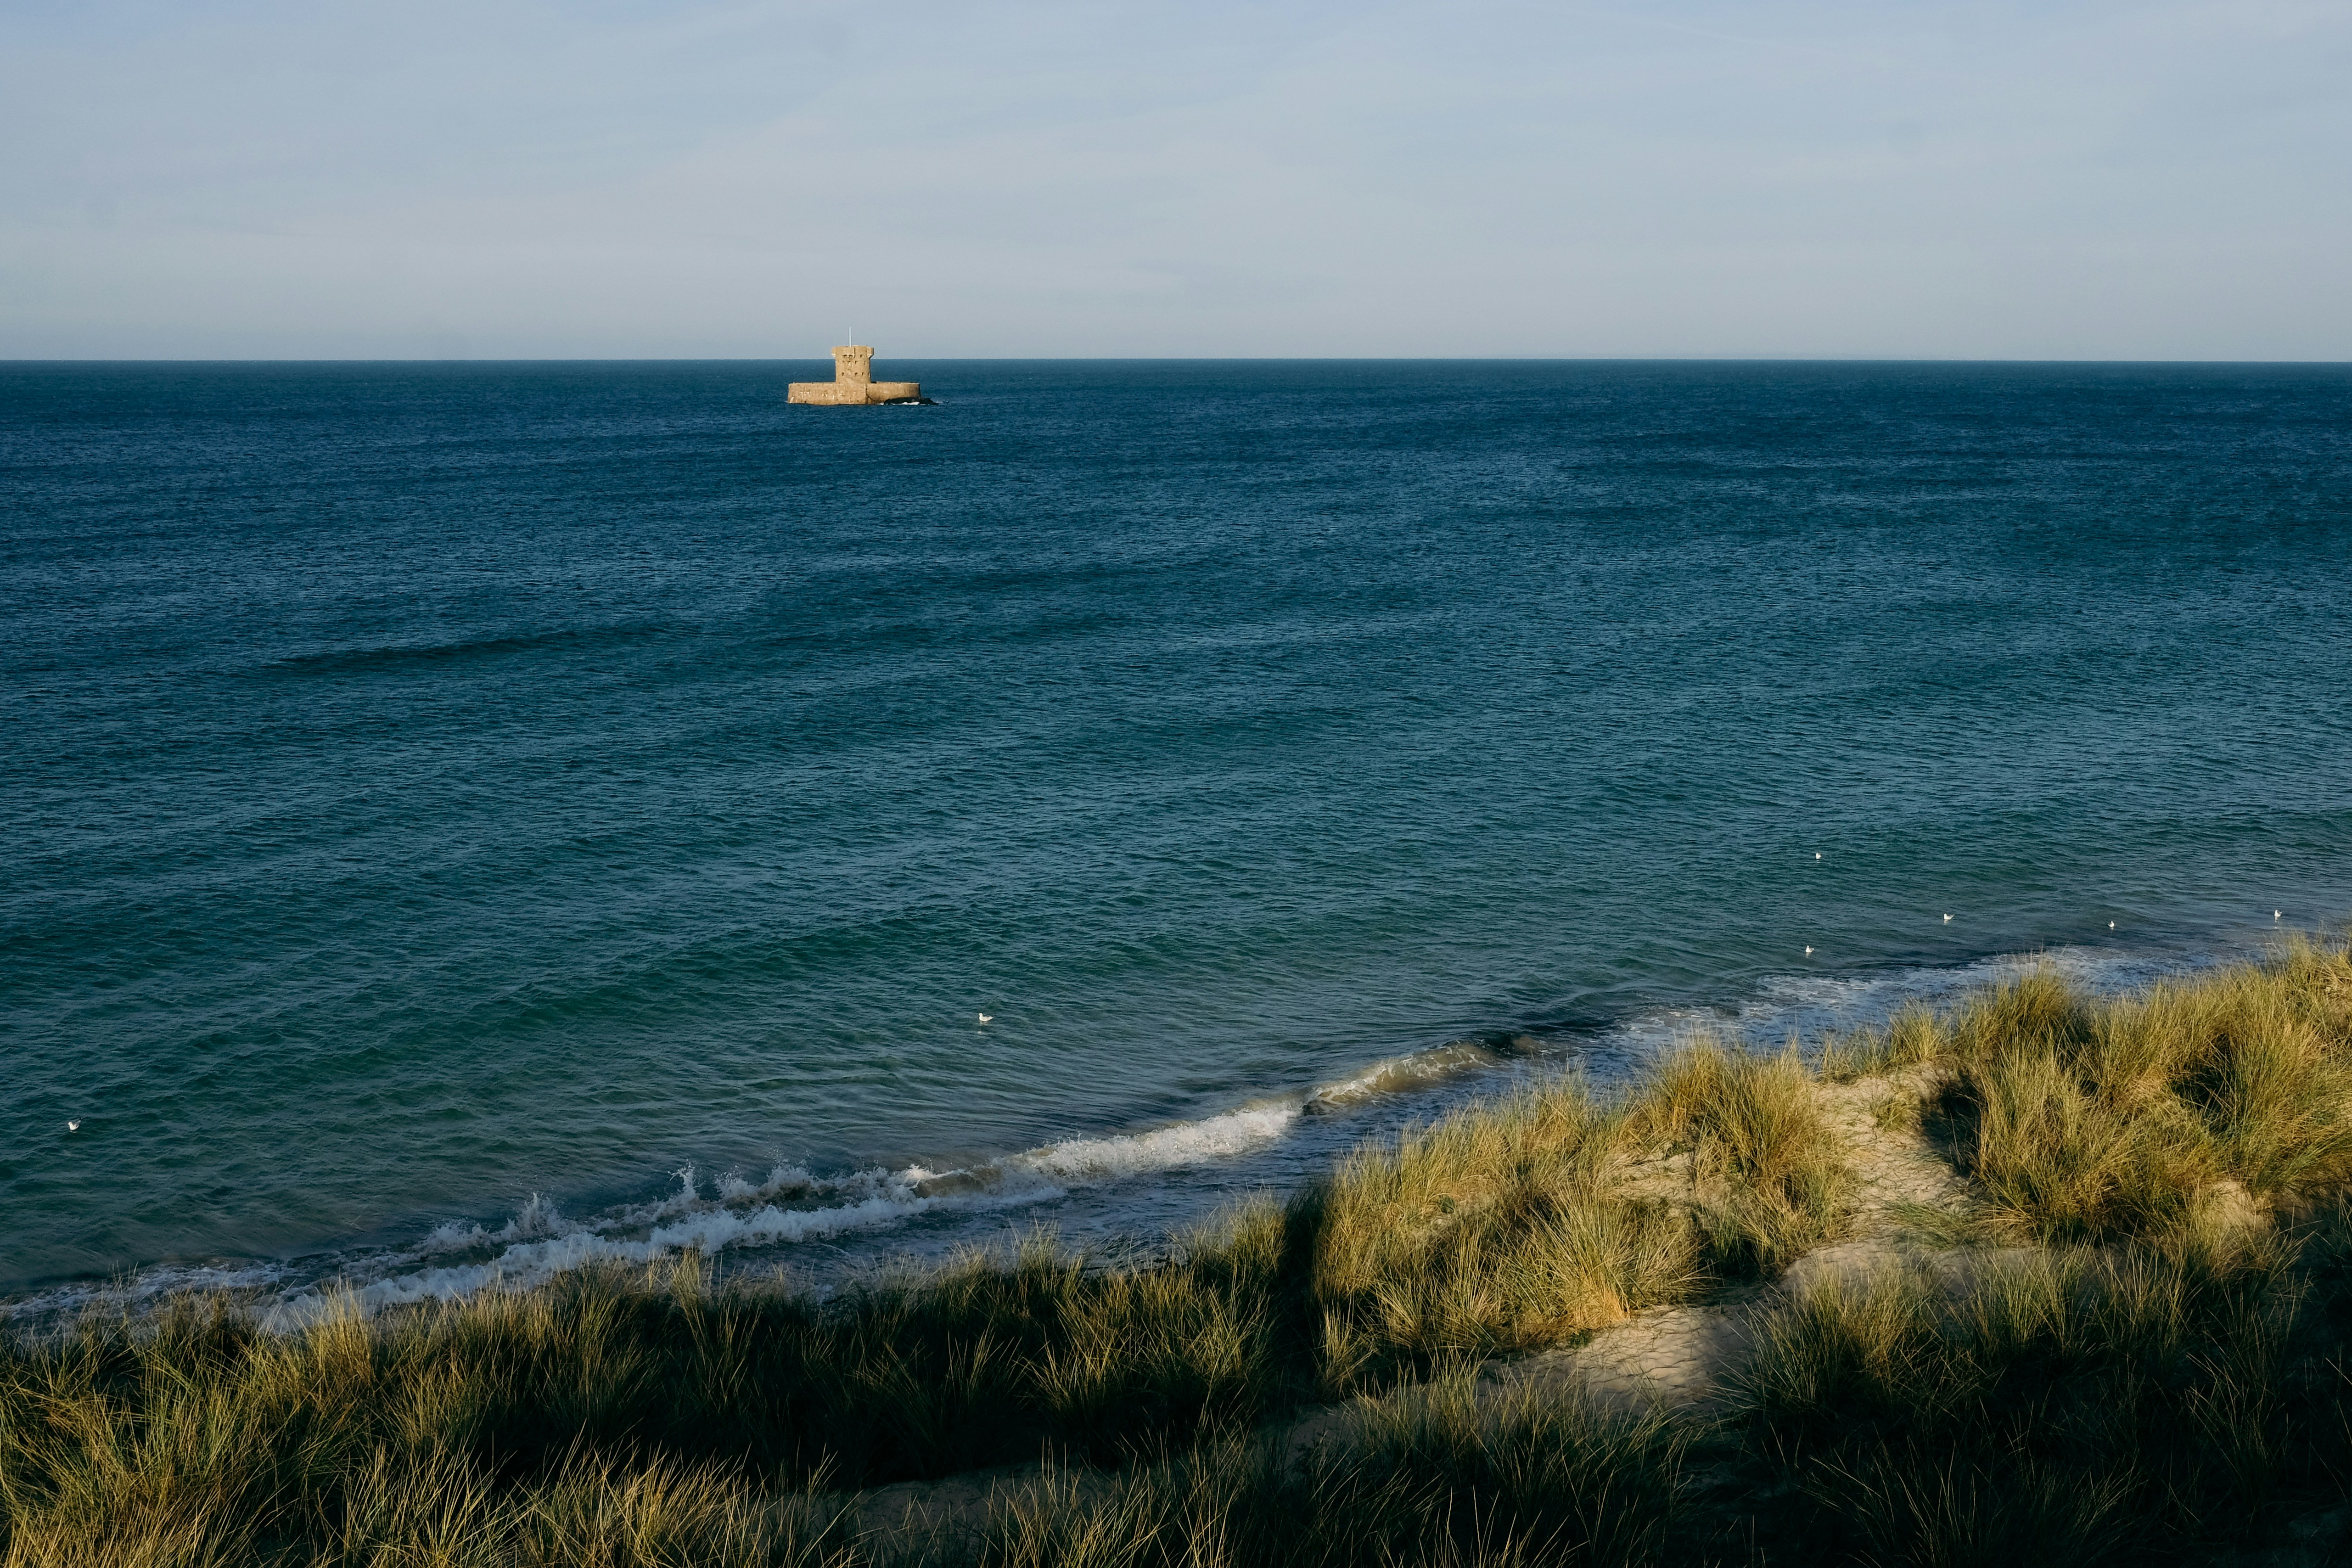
[1823,938,2352,1242]
[13,939,2352,1564]
[1818,1004,1942,1083]
[1306,1081,1696,1380]
[1306,1038,1856,1385]
[1628,1042,1851,1274]
[1,1035,1838,1563]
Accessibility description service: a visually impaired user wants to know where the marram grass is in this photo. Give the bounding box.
[1820,935,2352,1242]
[8,939,2352,1565]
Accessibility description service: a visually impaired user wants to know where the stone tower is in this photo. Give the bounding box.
[789,346,921,405]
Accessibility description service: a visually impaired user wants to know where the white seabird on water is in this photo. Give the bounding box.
[66,1121,79,1132]
[977,1012,993,1024]
[1804,946,1813,955]
[1943,914,1952,922]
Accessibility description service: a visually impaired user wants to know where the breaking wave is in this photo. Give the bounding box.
[6,941,2218,1332]
[259,1100,1326,1326]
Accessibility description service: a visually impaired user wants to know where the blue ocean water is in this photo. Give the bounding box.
[4,360,2349,1312]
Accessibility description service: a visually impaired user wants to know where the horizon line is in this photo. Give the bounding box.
[6,354,2352,367]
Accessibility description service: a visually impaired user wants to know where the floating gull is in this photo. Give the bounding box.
[1942,914,1952,923]
[1804,946,1813,955]
[66,1121,79,1132]
[977,1012,993,1024]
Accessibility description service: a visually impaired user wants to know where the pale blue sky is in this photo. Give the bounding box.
[5,0,2348,358]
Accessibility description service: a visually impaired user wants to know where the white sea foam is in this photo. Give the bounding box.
[254,1170,1020,1329]
[1007,1102,1300,1179]
[3,1258,303,1328]
[420,1190,566,1253]
[6,941,2229,1332]
[250,1101,1326,1321]
[252,1088,1381,1322]
[1604,944,2203,1067]
[1305,1040,1502,1112]
[236,1040,1549,1324]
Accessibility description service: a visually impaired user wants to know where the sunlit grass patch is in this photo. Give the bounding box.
[9,939,2352,1564]
[1305,1080,1706,1383]
[1630,1041,1852,1276]
[1816,939,2352,1243]
[1304,1039,1855,1383]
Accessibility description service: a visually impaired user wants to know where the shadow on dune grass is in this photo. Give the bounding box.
[7,938,2352,1565]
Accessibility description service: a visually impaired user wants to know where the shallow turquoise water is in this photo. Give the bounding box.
[4,360,2348,1308]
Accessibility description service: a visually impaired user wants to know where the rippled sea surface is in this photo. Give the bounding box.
[5,360,2350,1311]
